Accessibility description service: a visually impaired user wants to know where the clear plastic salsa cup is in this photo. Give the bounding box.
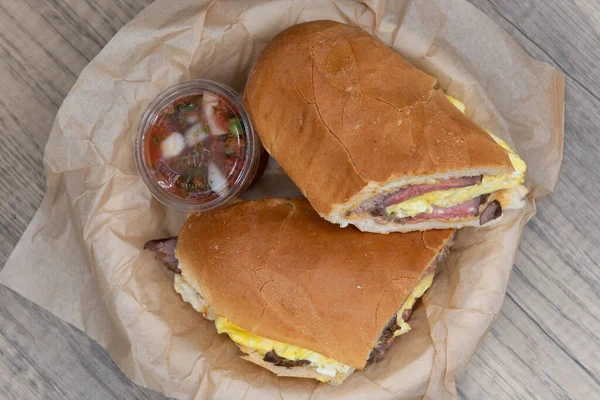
[135,80,267,212]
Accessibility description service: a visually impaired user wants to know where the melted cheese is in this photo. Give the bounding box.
[215,317,352,378]
[385,97,527,218]
[394,272,435,336]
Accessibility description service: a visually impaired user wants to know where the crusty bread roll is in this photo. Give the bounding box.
[172,198,454,383]
[244,21,526,233]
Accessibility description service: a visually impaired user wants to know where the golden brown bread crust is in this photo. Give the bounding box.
[176,198,454,369]
[244,21,513,215]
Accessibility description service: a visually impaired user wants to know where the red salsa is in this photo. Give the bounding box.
[144,93,248,203]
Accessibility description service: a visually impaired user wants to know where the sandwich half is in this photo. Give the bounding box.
[244,20,527,233]
[145,198,455,384]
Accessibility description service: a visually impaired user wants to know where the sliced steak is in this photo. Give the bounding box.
[357,175,482,213]
[367,315,399,365]
[401,308,413,322]
[144,237,180,274]
[479,200,502,225]
[263,351,311,368]
[367,239,454,366]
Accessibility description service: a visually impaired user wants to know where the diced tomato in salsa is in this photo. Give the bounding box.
[144,93,248,202]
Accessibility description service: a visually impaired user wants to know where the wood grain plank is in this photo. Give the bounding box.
[1,0,599,399]
[0,0,162,399]
[0,285,167,400]
[458,1,600,399]
[0,0,152,265]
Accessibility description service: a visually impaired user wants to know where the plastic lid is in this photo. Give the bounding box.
[135,80,261,212]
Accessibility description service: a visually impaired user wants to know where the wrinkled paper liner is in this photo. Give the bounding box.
[1,0,563,399]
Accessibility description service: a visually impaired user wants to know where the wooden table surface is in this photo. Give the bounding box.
[1,1,598,399]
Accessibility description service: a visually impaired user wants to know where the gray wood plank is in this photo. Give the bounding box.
[0,285,167,400]
[0,0,166,399]
[0,0,154,265]
[459,1,600,399]
[1,0,599,399]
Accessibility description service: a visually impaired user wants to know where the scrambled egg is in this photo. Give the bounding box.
[174,274,350,380]
[175,272,437,379]
[214,271,437,376]
[394,272,435,336]
[386,97,527,218]
[446,95,466,113]
[215,317,352,379]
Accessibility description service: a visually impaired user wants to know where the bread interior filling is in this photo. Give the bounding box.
[174,273,351,381]
[173,269,440,381]
[351,97,526,224]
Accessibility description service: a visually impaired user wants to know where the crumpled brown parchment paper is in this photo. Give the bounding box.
[0,1,563,399]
